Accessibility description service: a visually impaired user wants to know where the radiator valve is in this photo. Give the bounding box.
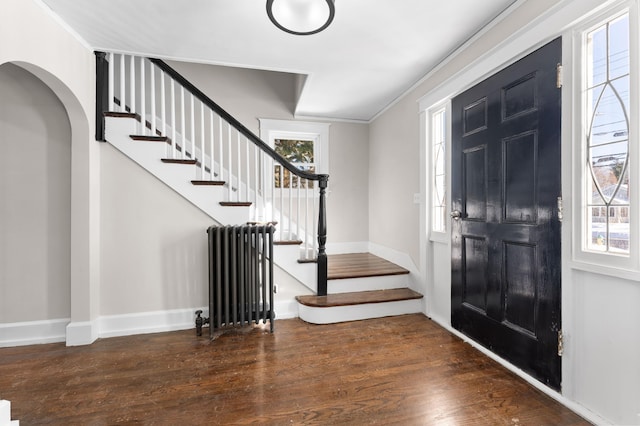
[195,310,209,336]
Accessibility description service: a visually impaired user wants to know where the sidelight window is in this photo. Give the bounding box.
[584,12,631,255]
[431,107,447,233]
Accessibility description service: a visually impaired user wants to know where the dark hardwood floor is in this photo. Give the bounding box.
[0,314,589,425]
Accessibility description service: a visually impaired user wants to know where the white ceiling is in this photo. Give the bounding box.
[39,0,518,122]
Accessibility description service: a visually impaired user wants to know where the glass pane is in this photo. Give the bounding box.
[589,141,628,204]
[609,15,630,80]
[274,139,314,163]
[589,84,628,147]
[609,205,630,253]
[587,25,607,87]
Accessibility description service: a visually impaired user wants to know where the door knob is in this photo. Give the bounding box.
[450,210,462,220]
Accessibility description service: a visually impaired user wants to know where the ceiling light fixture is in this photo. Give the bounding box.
[266,0,335,36]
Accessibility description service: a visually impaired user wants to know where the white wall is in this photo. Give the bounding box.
[369,0,640,423]
[0,63,71,323]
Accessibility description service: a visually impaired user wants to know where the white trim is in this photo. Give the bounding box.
[325,241,369,254]
[571,1,640,273]
[0,318,69,348]
[428,314,610,426]
[66,320,98,346]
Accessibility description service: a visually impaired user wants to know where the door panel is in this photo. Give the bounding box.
[451,38,562,390]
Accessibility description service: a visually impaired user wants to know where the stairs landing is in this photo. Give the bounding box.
[296,253,423,324]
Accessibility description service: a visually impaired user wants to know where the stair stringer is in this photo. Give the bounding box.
[104,115,317,293]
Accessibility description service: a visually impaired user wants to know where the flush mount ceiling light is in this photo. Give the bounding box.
[266,0,335,36]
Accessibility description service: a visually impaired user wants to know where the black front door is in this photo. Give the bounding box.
[451,38,562,390]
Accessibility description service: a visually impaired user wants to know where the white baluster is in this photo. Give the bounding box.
[140,57,146,135]
[218,116,224,181]
[200,101,205,180]
[297,175,301,245]
[279,165,283,241]
[313,190,318,257]
[288,171,293,240]
[305,182,310,259]
[150,61,156,136]
[108,52,114,111]
[180,87,186,159]
[129,55,136,114]
[255,147,260,220]
[170,79,176,158]
[119,54,125,112]
[160,71,166,137]
[190,93,195,160]
[246,138,251,209]
[237,132,241,201]
[209,110,215,180]
[227,124,232,200]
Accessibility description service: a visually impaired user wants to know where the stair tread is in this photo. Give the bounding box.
[274,240,303,246]
[191,180,225,186]
[296,288,422,308]
[130,135,169,142]
[328,253,409,280]
[220,201,252,207]
[161,158,197,165]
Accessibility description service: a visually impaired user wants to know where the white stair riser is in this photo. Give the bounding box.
[328,274,409,294]
[297,298,422,325]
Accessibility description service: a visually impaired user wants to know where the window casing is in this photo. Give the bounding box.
[258,119,329,196]
[575,1,640,273]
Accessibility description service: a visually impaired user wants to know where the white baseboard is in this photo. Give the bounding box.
[98,308,207,339]
[326,241,369,254]
[66,320,98,346]
[0,318,69,348]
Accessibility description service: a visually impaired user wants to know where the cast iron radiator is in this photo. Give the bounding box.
[196,224,275,336]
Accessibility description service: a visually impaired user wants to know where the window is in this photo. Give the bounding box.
[431,107,447,233]
[259,118,329,192]
[583,11,631,255]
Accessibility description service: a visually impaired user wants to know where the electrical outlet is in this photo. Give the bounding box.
[413,193,420,204]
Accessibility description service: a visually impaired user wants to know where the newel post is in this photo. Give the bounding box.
[95,51,109,142]
[317,174,329,296]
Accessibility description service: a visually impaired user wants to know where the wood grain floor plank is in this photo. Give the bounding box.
[0,315,590,425]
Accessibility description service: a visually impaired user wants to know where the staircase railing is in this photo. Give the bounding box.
[95,51,329,295]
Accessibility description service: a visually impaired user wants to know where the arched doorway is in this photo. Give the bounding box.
[0,63,72,338]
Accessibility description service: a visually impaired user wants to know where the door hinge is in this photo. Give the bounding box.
[557,196,563,222]
[557,330,564,357]
[556,63,563,88]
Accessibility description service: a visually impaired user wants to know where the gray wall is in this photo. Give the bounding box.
[0,63,71,322]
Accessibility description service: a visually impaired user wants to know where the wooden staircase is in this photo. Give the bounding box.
[99,52,423,325]
[296,253,423,324]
